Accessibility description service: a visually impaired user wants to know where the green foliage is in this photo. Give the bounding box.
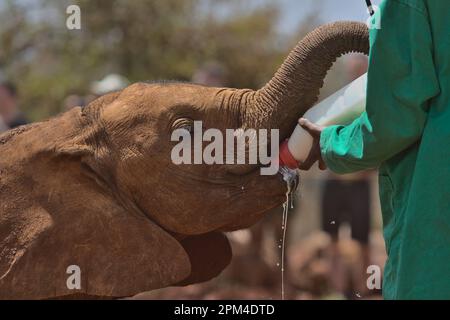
[0,0,321,121]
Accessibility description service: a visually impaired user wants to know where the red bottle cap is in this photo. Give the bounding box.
[279,140,299,169]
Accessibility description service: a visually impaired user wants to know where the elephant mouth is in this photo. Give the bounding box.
[280,166,300,194]
[227,160,299,193]
[217,165,299,233]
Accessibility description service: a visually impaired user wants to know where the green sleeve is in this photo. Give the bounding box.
[320,0,440,174]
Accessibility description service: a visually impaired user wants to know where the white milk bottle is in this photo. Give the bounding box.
[279,73,368,169]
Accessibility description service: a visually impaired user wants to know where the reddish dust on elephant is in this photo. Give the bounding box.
[0,22,369,299]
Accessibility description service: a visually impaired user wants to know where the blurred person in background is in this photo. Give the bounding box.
[192,62,228,88]
[63,94,85,111]
[0,81,28,132]
[0,113,8,133]
[89,73,130,103]
[61,74,130,115]
[320,54,373,298]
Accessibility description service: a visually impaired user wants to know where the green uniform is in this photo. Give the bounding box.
[320,0,450,299]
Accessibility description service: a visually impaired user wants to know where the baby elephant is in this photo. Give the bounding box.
[0,22,368,299]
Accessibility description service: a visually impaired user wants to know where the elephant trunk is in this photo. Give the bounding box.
[242,21,370,140]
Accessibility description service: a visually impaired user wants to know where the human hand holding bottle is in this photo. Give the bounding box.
[297,118,327,171]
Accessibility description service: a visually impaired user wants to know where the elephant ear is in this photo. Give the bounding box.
[177,232,232,286]
[0,179,191,299]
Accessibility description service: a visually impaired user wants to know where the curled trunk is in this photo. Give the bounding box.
[243,21,370,140]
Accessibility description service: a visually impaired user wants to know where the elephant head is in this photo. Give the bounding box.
[0,21,368,299]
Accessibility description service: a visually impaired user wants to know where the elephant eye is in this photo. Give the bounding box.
[172,118,194,133]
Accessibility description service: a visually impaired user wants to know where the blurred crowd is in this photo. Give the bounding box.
[0,73,130,133]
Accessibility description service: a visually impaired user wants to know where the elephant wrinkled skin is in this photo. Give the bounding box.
[0,22,369,299]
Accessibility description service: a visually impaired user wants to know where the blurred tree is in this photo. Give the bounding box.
[0,0,322,121]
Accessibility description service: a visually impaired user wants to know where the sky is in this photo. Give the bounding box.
[276,0,383,33]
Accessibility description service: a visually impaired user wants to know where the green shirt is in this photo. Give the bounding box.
[320,0,450,299]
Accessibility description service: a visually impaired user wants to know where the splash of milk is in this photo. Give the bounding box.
[278,166,298,300]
